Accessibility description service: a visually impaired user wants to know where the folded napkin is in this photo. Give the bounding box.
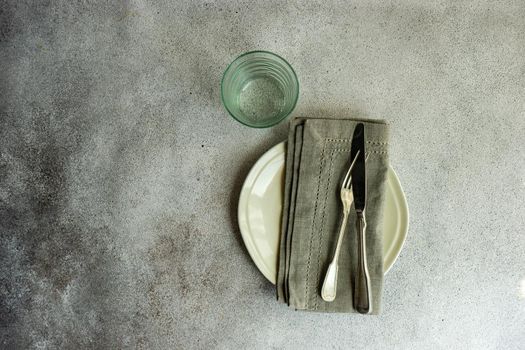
[277,117,390,313]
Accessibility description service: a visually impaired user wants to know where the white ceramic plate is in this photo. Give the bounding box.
[238,142,409,284]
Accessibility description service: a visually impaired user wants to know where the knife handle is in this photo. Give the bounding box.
[354,212,371,314]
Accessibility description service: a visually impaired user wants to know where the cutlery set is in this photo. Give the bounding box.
[321,123,372,314]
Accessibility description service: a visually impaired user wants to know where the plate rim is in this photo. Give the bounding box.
[383,167,410,273]
[238,142,285,283]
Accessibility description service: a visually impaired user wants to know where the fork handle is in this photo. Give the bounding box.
[354,212,371,314]
[321,212,349,302]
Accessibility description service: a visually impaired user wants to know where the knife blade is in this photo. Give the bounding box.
[350,123,371,314]
[350,124,366,212]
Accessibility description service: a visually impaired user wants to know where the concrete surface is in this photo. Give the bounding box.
[1,0,524,349]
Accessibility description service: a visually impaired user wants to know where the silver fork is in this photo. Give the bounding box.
[321,151,361,302]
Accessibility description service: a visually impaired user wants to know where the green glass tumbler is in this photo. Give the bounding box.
[221,51,299,128]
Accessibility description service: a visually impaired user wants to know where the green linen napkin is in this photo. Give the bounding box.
[277,117,390,313]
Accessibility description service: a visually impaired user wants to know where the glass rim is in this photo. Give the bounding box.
[221,50,300,128]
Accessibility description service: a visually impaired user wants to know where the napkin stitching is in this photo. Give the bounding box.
[323,138,389,146]
[315,150,336,310]
[325,138,351,142]
[305,139,327,309]
[331,148,388,155]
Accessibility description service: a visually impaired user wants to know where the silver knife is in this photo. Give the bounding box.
[350,123,371,314]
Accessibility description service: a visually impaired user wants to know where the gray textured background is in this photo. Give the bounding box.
[1,0,525,349]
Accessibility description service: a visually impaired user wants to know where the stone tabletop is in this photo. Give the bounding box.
[1,1,524,349]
